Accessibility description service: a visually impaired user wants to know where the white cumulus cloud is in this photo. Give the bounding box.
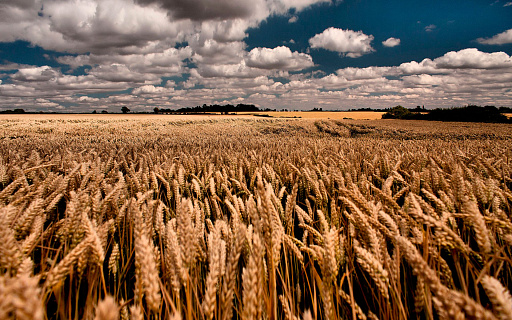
[434,48,512,69]
[190,39,246,65]
[78,96,100,102]
[309,27,374,58]
[397,48,512,74]
[132,85,170,95]
[424,24,436,32]
[11,66,59,82]
[87,64,159,83]
[398,59,440,75]
[0,0,192,55]
[195,61,267,78]
[246,46,314,71]
[476,28,512,45]
[382,37,400,47]
[336,66,392,80]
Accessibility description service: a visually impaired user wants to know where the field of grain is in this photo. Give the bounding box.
[1,116,511,320]
[240,111,385,120]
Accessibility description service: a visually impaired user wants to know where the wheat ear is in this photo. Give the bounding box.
[45,236,92,290]
[481,275,512,320]
[94,295,119,320]
[354,242,389,300]
[242,230,264,320]
[203,228,223,320]
[462,197,492,253]
[0,209,21,274]
[131,201,161,313]
[220,225,245,320]
[0,274,44,320]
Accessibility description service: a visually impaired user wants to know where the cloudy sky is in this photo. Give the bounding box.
[0,0,511,112]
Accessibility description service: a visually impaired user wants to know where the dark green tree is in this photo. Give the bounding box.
[121,106,130,114]
[382,105,412,119]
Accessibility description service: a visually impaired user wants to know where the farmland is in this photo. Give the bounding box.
[239,111,386,120]
[1,115,511,320]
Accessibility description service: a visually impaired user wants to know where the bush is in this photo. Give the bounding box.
[382,106,422,119]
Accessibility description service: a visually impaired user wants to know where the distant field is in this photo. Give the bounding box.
[0,111,386,120]
[240,111,385,120]
[0,113,249,121]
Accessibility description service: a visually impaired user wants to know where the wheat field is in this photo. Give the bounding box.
[1,115,511,320]
[238,111,386,120]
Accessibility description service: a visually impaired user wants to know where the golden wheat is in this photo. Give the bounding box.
[0,116,510,319]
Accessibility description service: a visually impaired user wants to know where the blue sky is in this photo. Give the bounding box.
[0,0,511,112]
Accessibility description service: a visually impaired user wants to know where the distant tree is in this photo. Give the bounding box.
[383,104,510,123]
[121,106,130,114]
[427,105,508,123]
[0,109,25,114]
[174,103,259,114]
[101,110,108,114]
[153,107,160,114]
[498,106,512,113]
[382,105,413,119]
[92,110,97,114]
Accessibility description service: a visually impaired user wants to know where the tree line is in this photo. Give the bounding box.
[0,109,26,114]
[154,103,259,114]
[382,105,512,123]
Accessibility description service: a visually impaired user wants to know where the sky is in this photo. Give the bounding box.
[0,0,511,112]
